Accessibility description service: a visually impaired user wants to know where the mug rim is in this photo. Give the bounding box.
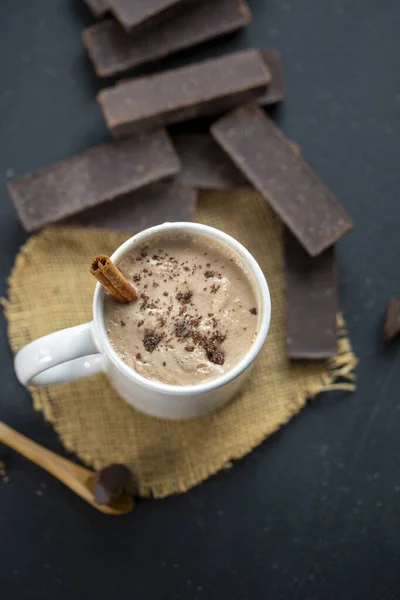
[92,222,271,397]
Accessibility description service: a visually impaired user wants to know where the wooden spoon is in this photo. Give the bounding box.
[0,421,133,515]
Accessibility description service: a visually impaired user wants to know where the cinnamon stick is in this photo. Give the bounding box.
[90,255,137,303]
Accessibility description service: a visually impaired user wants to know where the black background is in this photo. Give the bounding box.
[1,1,400,598]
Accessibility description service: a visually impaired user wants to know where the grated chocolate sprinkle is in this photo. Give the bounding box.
[250,307,258,315]
[204,270,214,279]
[143,330,163,353]
[133,274,141,282]
[176,290,193,304]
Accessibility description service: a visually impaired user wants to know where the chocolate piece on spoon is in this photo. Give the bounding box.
[384,297,400,342]
[94,464,134,505]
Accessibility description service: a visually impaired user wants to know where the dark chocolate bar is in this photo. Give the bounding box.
[61,182,197,231]
[211,105,354,256]
[384,297,400,342]
[83,0,252,78]
[109,0,197,34]
[98,50,270,138]
[285,230,338,359]
[173,134,248,189]
[173,134,300,190]
[8,130,180,232]
[258,49,286,105]
[84,0,109,18]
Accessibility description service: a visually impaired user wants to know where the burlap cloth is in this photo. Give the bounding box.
[3,190,357,498]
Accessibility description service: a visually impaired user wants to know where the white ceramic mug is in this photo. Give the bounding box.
[14,223,271,420]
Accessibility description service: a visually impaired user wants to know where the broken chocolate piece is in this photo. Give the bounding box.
[110,0,199,33]
[84,0,109,18]
[83,0,252,78]
[173,134,248,189]
[94,464,133,505]
[61,182,197,232]
[7,130,180,232]
[384,297,400,342]
[284,230,338,359]
[211,105,354,256]
[258,49,286,106]
[98,50,270,138]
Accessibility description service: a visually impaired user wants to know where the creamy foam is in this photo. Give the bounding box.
[103,232,260,386]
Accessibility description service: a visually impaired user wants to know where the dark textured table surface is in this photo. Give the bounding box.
[1,1,400,598]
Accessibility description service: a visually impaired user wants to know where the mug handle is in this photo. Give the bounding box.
[14,322,106,387]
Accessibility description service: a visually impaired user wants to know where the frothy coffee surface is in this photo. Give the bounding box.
[103,233,259,386]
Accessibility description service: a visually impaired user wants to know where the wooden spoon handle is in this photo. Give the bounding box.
[0,421,91,483]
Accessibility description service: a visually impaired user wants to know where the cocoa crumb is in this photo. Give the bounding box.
[250,307,258,315]
[157,316,166,328]
[174,320,190,339]
[120,320,126,327]
[163,361,166,367]
[141,250,148,258]
[176,291,193,304]
[152,255,159,260]
[185,345,195,352]
[210,284,220,294]
[137,320,144,327]
[133,274,141,282]
[211,330,226,344]
[144,284,148,289]
[143,268,148,273]
[208,313,214,317]
[187,315,201,328]
[163,291,169,297]
[206,263,211,267]
[152,281,159,288]
[184,266,190,272]
[136,353,142,360]
[204,271,214,278]
[204,341,225,365]
[143,330,163,353]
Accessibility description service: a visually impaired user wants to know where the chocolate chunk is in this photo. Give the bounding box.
[94,464,133,505]
[83,0,252,78]
[98,50,270,139]
[7,131,180,233]
[258,49,286,106]
[384,297,400,342]
[61,182,197,233]
[84,0,109,18]
[143,330,163,352]
[109,0,201,33]
[211,106,354,256]
[249,307,257,315]
[204,270,215,278]
[284,230,338,359]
